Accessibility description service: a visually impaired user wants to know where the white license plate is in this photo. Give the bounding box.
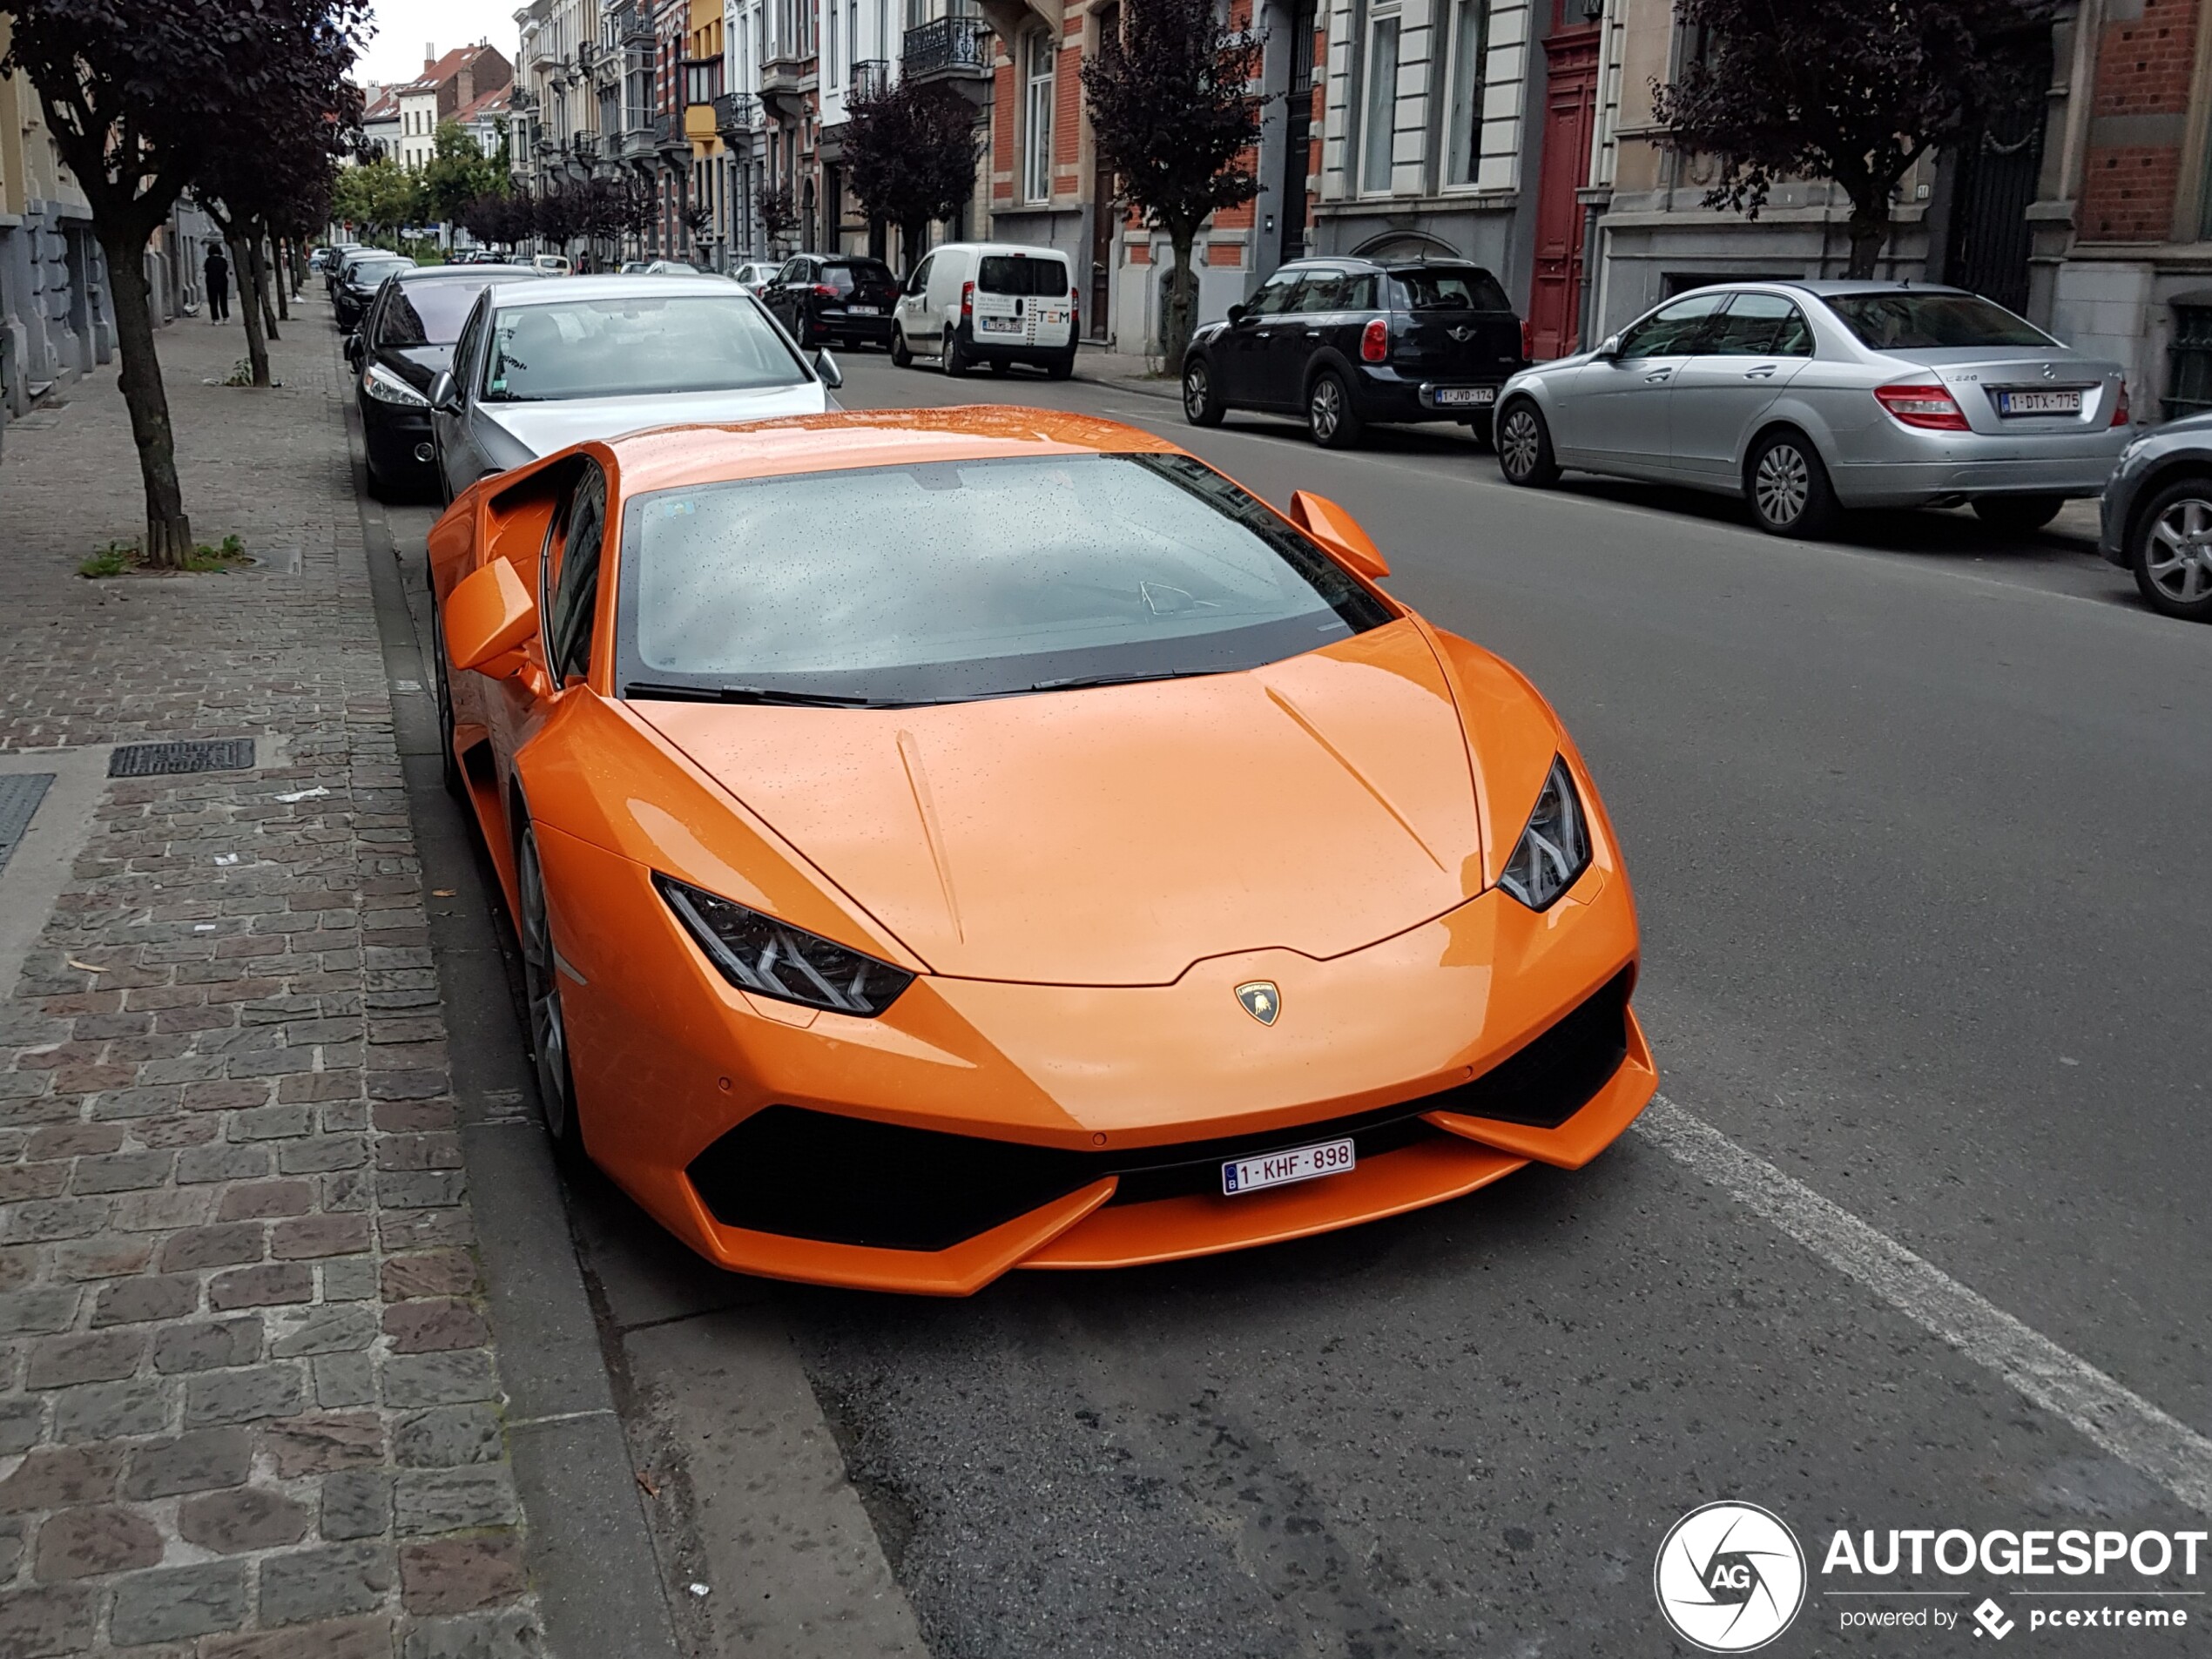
[846,304,879,315]
[1434,386,1496,407]
[1222,1137,1355,1196]
[1996,388,2082,415]
[979,315,1022,334]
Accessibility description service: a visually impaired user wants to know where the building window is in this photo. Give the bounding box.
[1023,30,1055,203]
[829,0,840,83]
[1360,10,1399,193]
[1443,0,1487,187]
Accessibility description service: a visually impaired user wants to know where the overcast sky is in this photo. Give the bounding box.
[355,0,522,90]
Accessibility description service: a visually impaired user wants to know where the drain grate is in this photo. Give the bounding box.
[108,738,256,778]
[0,774,55,878]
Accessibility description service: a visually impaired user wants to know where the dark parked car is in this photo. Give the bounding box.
[347,264,543,499]
[760,253,901,350]
[1181,257,1526,448]
[333,253,415,330]
[2100,413,2212,621]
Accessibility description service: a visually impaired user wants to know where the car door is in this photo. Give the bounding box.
[766,258,806,331]
[1666,293,1816,484]
[1561,291,1729,475]
[494,461,604,790]
[435,296,491,499]
[899,253,935,346]
[1276,267,1355,408]
[1217,267,1305,407]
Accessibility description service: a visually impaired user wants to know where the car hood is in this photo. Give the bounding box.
[480,382,832,456]
[380,344,451,389]
[632,620,1485,986]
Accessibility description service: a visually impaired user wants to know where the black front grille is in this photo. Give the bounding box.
[685,970,1632,1252]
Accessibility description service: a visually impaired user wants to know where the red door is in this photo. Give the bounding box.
[1527,18,1600,360]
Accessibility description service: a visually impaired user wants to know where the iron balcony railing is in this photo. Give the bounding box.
[713,91,761,135]
[851,58,890,101]
[570,131,598,162]
[655,110,689,152]
[902,14,991,76]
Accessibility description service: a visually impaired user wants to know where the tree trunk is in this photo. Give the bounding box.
[1844,201,1889,280]
[250,232,280,341]
[1163,226,1198,376]
[900,218,926,280]
[273,238,291,323]
[98,223,193,569]
[231,236,272,388]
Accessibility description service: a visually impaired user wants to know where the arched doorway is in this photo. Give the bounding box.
[1351,229,1463,262]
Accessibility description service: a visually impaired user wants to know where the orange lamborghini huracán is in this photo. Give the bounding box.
[428,407,1656,1294]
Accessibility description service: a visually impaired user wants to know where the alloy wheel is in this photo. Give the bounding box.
[516,828,575,1149]
[1500,408,1541,478]
[1753,442,1811,528]
[2145,497,2212,606]
[1183,364,1211,422]
[1309,377,1343,443]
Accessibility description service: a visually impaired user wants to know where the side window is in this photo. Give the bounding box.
[1617,292,1728,357]
[1701,293,1813,357]
[1291,271,1351,313]
[1247,269,1304,317]
[546,465,608,685]
[907,255,933,297]
[452,299,487,395]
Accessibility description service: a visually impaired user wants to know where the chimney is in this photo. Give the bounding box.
[423,43,435,72]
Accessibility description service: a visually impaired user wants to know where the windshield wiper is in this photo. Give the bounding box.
[1020,668,1220,695]
[623,680,881,708]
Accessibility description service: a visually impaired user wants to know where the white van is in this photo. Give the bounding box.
[529,253,572,276]
[891,242,1077,378]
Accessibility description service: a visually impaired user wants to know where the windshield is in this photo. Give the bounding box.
[1390,267,1512,312]
[349,259,410,285]
[616,453,1391,706]
[378,279,503,346]
[979,255,1070,297]
[482,294,803,401]
[1825,292,2054,350]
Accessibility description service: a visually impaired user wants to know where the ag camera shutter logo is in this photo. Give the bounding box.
[1655,1501,1807,1652]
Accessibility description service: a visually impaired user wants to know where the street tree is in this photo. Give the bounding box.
[844,76,979,273]
[1081,0,1264,372]
[759,185,797,253]
[333,158,422,242]
[1653,0,2057,278]
[1,0,369,565]
[422,119,507,245]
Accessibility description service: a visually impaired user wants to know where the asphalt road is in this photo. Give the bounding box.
[390,352,2211,1656]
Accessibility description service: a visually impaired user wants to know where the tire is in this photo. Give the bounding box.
[794,311,815,350]
[1182,357,1224,427]
[943,327,970,377]
[1972,494,2065,534]
[2128,475,2212,621]
[890,327,913,368]
[1044,350,1075,381]
[1306,369,1363,449]
[516,819,586,1165]
[1745,428,1840,538]
[1467,411,1495,453]
[1496,400,1560,487]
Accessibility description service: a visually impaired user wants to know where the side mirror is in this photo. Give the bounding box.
[1289,490,1389,581]
[812,347,843,389]
[344,333,364,369]
[1226,303,1250,326]
[428,370,462,415]
[1596,334,1622,360]
[442,559,537,677]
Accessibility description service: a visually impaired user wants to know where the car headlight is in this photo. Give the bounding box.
[1497,757,1591,911]
[654,874,914,1016]
[362,362,429,408]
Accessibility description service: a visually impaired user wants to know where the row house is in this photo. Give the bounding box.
[395,43,516,171]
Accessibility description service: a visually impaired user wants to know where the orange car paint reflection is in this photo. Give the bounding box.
[428,407,1657,1294]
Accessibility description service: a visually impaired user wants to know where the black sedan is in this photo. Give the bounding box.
[347,263,543,499]
[2100,413,2212,621]
[1182,257,1526,449]
[333,253,415,330]
[760,254,901,350]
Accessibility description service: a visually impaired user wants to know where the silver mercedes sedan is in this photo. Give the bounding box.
[1494,281,2130,537]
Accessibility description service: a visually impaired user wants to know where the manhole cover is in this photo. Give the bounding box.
[0,774,54,876]
[108,739,256,778]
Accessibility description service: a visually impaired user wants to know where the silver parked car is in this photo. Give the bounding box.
[428,273,840,502]
[1494,281,2130,536]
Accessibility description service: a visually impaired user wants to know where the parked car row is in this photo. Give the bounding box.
[333,258,841,503]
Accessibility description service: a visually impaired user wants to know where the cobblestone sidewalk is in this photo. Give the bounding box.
[0,301,544,1655]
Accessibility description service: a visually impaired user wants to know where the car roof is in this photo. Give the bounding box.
[918,242,1074,261]
[591,407,1180,498]
[393,264,540,283]
[487,273,744,307]
[1755,280,1974,299]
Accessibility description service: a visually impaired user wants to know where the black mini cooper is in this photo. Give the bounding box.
[1182,257,1527,448]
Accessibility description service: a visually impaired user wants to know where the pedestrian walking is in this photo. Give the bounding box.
[203,244,231,322]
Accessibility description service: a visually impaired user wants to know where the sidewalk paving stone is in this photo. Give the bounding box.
[0,300,546,1654]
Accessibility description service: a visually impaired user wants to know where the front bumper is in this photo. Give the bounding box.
[536,822,1652,1294]
[360,400,435,478]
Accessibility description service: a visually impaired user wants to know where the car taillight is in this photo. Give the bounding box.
[813,284,839,298]
[1069,284,1079,334]
[1521,319,1534,360]
[1873,381,1970,432]
[1360,317,1388,364]
[961,280,973,323]
[2111,381,2131,428]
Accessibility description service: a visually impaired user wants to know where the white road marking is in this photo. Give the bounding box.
[1635,1094,2212,1514]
